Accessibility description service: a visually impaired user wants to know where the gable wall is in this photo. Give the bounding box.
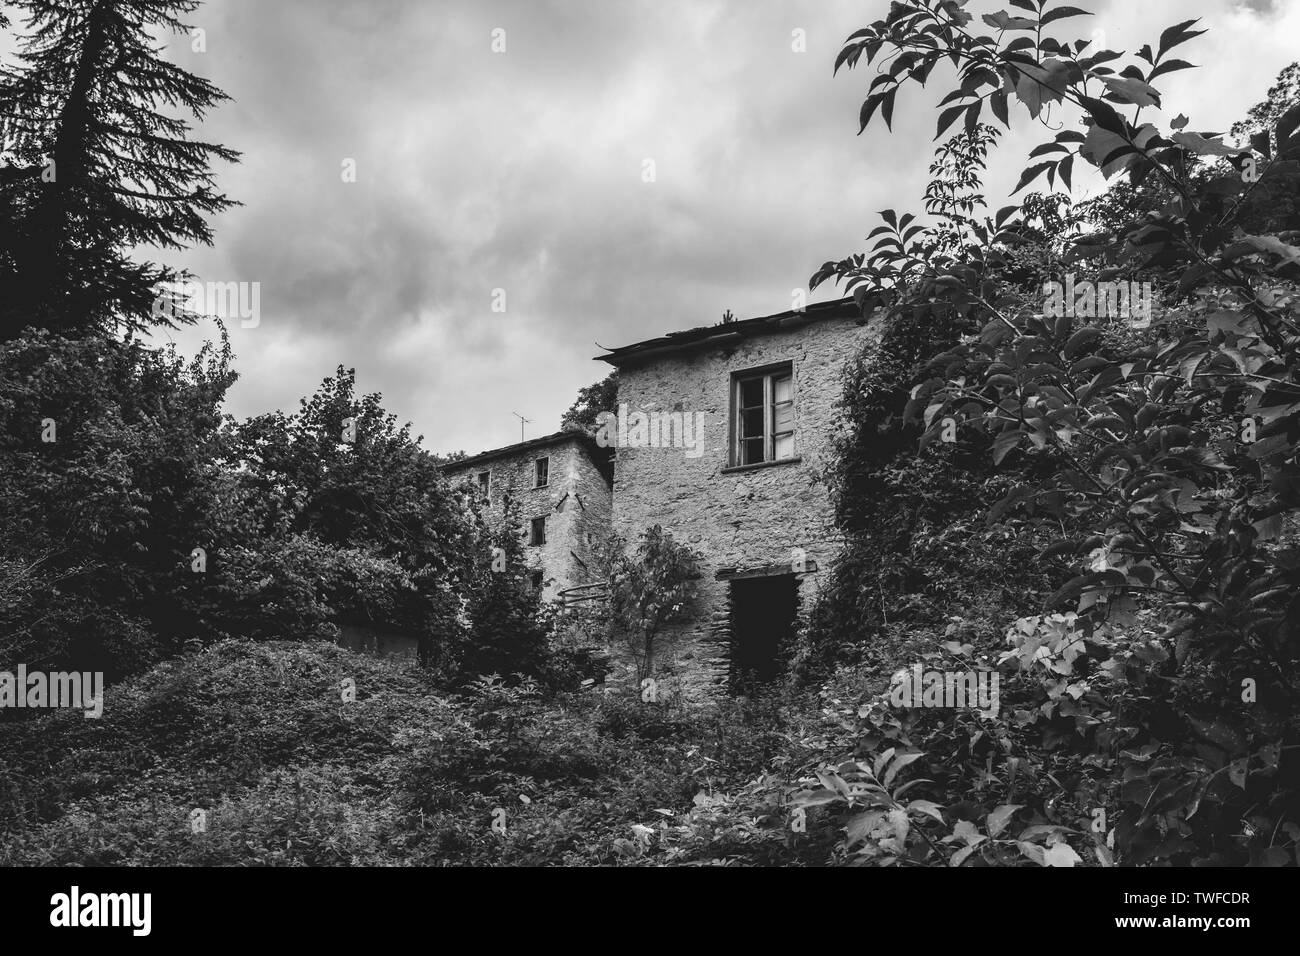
[445,440,611,600]
[609,313,877,699]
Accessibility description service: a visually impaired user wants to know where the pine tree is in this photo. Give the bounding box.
[0,0,238,339]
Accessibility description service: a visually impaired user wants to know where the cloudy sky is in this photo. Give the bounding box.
[21,0,1295,455]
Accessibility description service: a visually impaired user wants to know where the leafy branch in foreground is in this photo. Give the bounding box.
[803,0,1300,866]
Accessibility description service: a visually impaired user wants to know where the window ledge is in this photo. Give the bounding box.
[720,456,802,475]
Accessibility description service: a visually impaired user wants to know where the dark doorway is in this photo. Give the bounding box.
[729,574,798,691]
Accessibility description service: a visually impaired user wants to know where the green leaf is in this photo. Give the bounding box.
[1228,758,1248,790]
[1082,123,1157,178]
[845,810,886,848]
[884,751,924,787]
[1008,58,1076,118]
[991,89,1009,127]
[952,820,985,846]
[1242,234,1300,264]
[1077,94,1127,135]
[992,428,1024,465]
[1187,717,1247,754]
[1040,6,1091,27]
[907,799,945,823]
[1101,75,1160,108]
[882,87,899,130]
[1171,131,1241,156]
[834,43,860,76]
[1040,539,1081,560]
[792,790,842,808]
[1043,843,1082,866]
[1149,59,1196,80]
[1017,841,1047,865]
[817,769,852,798]
[936,104,969,140]
[1030,141,1070,158]
[1064,326,1102,357]
[1278,103,1300,146]
[950,844,981,866]
[1252,514,1284,542]
[858,93,881,133]
[1044,574,1089,610]
[1013,162,1054,193]
[987,803,1024,838]
[982,11,1038,31]
[1157,19,1206,59]
[893,778,934,800]
[873,746,896,779]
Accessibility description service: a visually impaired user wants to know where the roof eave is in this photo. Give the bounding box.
[594,297,860,367]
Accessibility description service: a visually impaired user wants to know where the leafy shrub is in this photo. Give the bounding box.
[0,643,811,866]
[794,2,1300,866]
[0,331,235,678]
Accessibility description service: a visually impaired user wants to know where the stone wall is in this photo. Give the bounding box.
[608,312,876,700]
[445,436,612,601]
[563,443,614,589]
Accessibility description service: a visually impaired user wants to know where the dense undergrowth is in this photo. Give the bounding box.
[4,0,1300,868]
[0,641,840,866]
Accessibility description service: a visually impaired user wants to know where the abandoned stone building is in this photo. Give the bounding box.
[442,431,613,601]
[443,296,874,698]
[594,296,874,699]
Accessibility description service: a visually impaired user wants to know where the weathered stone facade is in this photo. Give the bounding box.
[597,298,876,700]
[442,298,874,700]
[443,432,612,601]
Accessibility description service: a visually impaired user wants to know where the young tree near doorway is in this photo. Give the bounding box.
[606,526,700,683]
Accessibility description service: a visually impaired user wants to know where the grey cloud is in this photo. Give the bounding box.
[127,0,1299,455]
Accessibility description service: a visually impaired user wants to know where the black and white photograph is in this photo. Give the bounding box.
[0,0,1297,933]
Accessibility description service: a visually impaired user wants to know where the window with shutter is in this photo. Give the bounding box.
[732,364,795,466]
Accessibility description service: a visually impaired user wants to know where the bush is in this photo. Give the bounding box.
[0,331,235,678]
[0,642,810,866]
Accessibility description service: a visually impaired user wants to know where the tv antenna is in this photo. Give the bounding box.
[512,412,532,442]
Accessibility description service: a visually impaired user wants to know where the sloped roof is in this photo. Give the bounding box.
[594,296,861,367]
[441,430,612,484]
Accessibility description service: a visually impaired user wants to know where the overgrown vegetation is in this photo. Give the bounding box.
[786,0,1300,866]
[0,642,827,866]
[605,526,702,683]
[3,0,1300,868]
[0,337,549,687]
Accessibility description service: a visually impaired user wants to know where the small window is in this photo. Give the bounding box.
[533,457,549,488]
[476,471,490,499]
[529,516,547,546]
[733,365,794,466]
[529,571,544,590]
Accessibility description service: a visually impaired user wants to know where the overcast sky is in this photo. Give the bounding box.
[13,0,1293,456]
